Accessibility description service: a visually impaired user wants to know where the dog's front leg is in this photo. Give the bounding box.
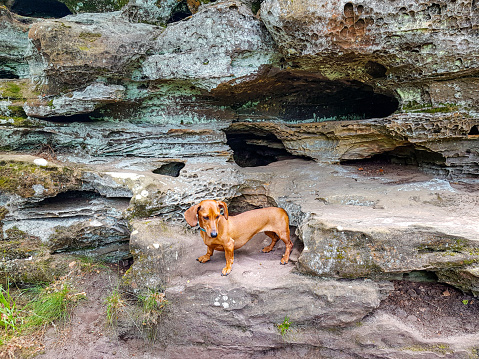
[197,245,214,263]
[221,239,235,276]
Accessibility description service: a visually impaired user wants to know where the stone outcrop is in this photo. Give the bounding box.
[141,0,276,89]
[0,0,479,357]
[0,6,32,79]
[260,0,479,109]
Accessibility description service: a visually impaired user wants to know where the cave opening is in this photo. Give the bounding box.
[31,190,130,210]
[224,127,313,168]
[153,162,185,177]
[212,71,399,122]
[39,112,101,123]
[402,271,438,283]
[11,0,72,18]
[0,68,20,80]
[469,125,479,136]
[341,145,447,173]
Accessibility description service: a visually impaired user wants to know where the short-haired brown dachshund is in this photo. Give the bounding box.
[184,200,293,276]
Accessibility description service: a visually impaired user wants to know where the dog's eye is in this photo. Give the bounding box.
[216,216,220,219]
[203,216,209,220]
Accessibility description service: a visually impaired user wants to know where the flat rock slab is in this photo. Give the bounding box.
[124,219,393,347]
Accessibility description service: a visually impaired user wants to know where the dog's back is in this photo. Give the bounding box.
[224,207,289,247]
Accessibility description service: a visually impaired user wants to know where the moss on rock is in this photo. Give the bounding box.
[59,0,129,13]
[0,253,74,286]
[0,158,82,198]
[1,227,44,261]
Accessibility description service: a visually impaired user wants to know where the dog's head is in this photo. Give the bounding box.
[184,200,228,238]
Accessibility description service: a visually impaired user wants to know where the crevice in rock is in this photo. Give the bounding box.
[11,0,72,18]
[224,126,313,167]
[251,0,263,14]
[340,145,446,173]
[39,112,100,123]
[153,162,185,177]
[365,61,387,78]
[24,190,130,215]
[469,125,479,136]
[228,194,277,216]
[0,68,20,79]
[33,190,107,206]
[167,0,192,23]
[212,71,399,122]
[402,271,439,282]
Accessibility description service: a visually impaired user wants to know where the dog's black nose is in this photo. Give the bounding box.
[210,231,217,238]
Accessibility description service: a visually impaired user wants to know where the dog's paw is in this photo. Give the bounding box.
[197,255,211,263]
[221,267,232,276]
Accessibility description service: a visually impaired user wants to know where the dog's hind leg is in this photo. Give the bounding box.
[278,228,293,265]
[262,231,280,253]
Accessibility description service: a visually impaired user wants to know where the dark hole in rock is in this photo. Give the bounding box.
[344,2,354,17]
[341,145,446,174]
[469,125,479,135]
[28,191,95,212]
[167,0,192,23]
[402,271,438,283]
[0,69,20,79]
[228,194,277,216]
[251,0,263,14]
[38,112,101,123]
[427,3,442,15]
[153,162,185,177]
[11,0,72,18]
[224,127,313,167]
[30,191,129,210]
[365,61,387,78]
[212,72,399,122]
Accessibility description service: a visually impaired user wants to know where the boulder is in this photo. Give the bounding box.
[121,0,184,25]
[141,0,276,90]
[0,6,32,79]
[26,12,161,95]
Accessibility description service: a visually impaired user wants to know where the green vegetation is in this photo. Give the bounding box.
[0,161,81,198]
[0,276,85,356]
[105,286,168,341]
[105,288,125,327]
[0,282,22,333]
[79,32,102,42]
[277,316,291,337]
[402,343,452,355]
[0,83,22,99]
[404,102,461,114]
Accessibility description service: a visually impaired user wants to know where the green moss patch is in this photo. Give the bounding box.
[0,160,82,198]
[1,227,43,261]
[60,0,129,13]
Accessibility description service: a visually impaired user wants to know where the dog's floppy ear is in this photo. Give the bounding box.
[217,201,228,220]
[184,203,200,226]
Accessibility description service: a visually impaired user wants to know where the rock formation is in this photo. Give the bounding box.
[0,0,479,357]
